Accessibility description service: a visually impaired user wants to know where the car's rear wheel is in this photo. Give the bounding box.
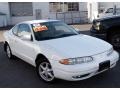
[6,44,13,59]
[36,59,55,82]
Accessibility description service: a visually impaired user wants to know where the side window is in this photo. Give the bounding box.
[18,24,31,36]
[106,8,113,13]
[12,25,18,35]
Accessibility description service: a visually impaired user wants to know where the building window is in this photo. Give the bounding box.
[49,2,79,12]
[49,2,63,12]
[9,2,33,16]
[67,3,79,11]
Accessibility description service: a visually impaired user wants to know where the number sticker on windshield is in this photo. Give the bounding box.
[33,25,48,32]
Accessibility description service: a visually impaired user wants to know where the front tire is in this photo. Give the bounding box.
[109,33,120,48]
[6,44,13,59]
[36,60,55,82]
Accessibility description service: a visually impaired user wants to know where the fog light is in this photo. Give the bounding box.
[72,73,90,79]
[72,75,81,79]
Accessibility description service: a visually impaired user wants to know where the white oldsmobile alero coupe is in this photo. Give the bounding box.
[3,20,119,82]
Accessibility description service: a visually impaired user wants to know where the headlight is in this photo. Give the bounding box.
[94,22,100,30]
[107,48,113,56]
[59,56,93,65]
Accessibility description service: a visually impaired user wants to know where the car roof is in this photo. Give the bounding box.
[19,19,60,24]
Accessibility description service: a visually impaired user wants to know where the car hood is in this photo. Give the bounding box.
[97,15,120,21]
[39,34,112,59]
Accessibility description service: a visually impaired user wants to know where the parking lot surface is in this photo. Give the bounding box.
[0,24,120,88]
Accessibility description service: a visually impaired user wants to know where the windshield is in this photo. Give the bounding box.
[31,21,78,41]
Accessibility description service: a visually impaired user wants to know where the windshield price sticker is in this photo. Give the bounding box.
[33,24,48,32]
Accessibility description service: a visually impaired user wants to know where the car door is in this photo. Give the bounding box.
[14,24,36,65]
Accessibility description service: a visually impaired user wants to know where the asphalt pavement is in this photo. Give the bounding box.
[0,25,120,88]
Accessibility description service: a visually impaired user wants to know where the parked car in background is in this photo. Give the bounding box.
[3,20,119,82]
[91,15,120,47]
[98,7,120,19]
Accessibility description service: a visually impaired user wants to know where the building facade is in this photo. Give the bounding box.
[0,2,90,27]
[1,2,119,27]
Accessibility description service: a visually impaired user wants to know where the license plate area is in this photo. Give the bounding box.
[98,60,110,71]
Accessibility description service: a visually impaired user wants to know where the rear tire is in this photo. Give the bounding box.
[36,59,55,83]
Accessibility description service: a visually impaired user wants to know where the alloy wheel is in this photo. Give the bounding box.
[38,62,54,82]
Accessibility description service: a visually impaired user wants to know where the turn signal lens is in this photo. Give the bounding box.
[59,59,70,65]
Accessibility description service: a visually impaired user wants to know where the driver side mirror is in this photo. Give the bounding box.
[21,34,33,41]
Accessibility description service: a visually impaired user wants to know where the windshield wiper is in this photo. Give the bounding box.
[55,33,77,38]
[38,34,77,41]
[39,36,56,40]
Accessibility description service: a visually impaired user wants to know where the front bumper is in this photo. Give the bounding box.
[90,29,106,40]
[52,51,119,81]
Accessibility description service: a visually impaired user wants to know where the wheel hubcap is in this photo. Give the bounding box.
[39,62,54,81]
[6,46,11,58]
[112,35,120,47]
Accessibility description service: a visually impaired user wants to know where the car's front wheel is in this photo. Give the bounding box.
[6,44,13,59]
[110,34,120,48]
[36,60,55,82]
